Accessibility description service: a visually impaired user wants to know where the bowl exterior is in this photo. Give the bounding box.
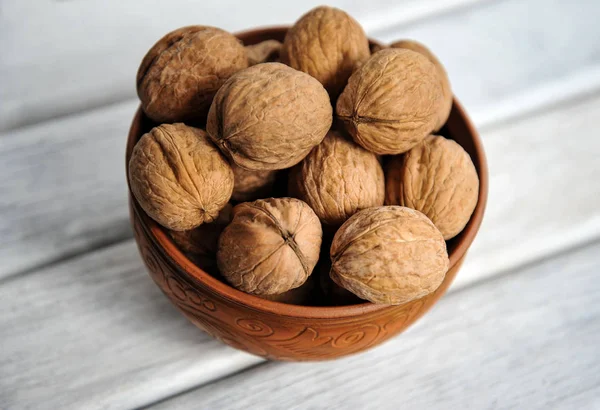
[130,197,464,361]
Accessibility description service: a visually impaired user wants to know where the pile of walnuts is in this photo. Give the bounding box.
[129,6,479,306]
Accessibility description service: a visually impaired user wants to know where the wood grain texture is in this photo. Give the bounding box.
[150,240,600,410]
[0,0,476,131]
[0,100,137,280]
[0,240,262,410]
[457,91,600,289]
[2,0,599,131]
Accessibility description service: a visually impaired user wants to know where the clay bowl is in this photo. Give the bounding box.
[126,26,488,361]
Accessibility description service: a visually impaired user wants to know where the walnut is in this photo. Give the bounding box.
[336,48,444,155]
[385,135,479,240]
[217,198,322,295]
[281,6,370,97]
[390,40,452,131]
[207,63,332,170]
[137,26,248,123]
[246,40,282,65]
[168,204,233,274]
[288,130,384,226]
[330,206,448,305]
[231,164,277,202]
[129,123,234,231]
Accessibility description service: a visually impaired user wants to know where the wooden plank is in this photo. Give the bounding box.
[149,241,600,410]
[3,0,599,131]
[372,0,600,127]
[0,100,138,280]
[456,90,600,289]
[0,240,262,410]
[3,90,600,286]
[0,0,480,131]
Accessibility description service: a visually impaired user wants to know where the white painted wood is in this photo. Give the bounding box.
[0,0,479,131]
[2,0,599,131]
[3,90,600,286]
[0,240,262,410]
[456,91,600,290]
[0,100,138,280]
[150,241,600,410]
[372,0,600,130]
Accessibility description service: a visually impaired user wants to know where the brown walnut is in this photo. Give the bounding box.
[385,135,479,240]
[207,63,332,170]
[246,40,282,65]
[330,206,448,305]
[231,164,277,202]
[288,130,384,226]
[281,6,370,97]
[137,26,248,123]
[217,198,322,295]
[168,204,233,274]
[336,48,444,155]
[391,40,452,131]
[129,123,234,231]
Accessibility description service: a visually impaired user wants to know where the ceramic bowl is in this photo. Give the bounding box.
[126,26,488,361]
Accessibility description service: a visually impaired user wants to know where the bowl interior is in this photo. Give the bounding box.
[126,26,488,319]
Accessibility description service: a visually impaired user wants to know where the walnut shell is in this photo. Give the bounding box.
[217,198,322,295]
[288,130,384,226]
[390,40,452,131]
[129,123,234,231]
[168,204,233,274]
[330,206,448,305]
[281,6,370,97]
[385,135,479,240]
[231,164,277,202]
[137,26,248,123]
[207,63,332,170]
[246,40,282,65]
[336,48,444,155]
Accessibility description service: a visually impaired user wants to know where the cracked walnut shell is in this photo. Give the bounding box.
[390,40,452,131]
[336,48,444,155]
[281,6,370,97]
[385,135,479,240]
[288,130,384,226]
[330,206,448,305]
[217,198,322,295]
[137,26,248,123]
[207,63,332,170]
[129,123,234,231]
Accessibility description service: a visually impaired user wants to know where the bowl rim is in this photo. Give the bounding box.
[126,26,489,320]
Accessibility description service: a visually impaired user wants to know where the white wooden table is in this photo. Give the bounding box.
[1,1,600,409]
